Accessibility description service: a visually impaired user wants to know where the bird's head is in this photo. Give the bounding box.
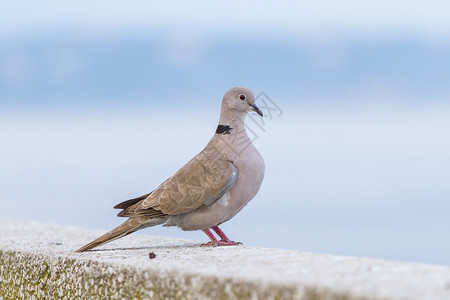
[221,87,263,117]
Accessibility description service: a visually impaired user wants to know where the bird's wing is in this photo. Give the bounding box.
[119,145,237,217]
[113,192,153,210]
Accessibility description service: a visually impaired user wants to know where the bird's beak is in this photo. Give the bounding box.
[249,103,263,117]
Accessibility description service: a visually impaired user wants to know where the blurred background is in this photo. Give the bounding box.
[1,1,449,265]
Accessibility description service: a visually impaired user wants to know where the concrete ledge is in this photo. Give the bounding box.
[1,221,449,299]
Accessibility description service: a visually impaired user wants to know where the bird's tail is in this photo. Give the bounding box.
[76,217,164,252]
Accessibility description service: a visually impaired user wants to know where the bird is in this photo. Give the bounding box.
[76,87,265,252]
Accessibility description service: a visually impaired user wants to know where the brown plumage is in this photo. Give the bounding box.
[76,87,265,252]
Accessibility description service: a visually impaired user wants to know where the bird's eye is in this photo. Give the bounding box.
[239,94,246,101]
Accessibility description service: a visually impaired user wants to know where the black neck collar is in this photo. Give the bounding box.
[216,124,232,134]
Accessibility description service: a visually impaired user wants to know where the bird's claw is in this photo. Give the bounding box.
[201,240,242,247]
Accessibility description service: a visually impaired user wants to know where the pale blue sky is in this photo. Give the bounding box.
[2,0,450,105]
[2,0,450,37]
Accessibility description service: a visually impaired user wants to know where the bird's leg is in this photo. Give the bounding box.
[211,226,242,246]
[201,229,219,247]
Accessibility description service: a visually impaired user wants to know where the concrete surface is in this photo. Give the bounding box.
[0,221,449,300]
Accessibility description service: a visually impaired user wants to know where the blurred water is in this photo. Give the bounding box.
[2,35,450,104]
[1,99,449,265]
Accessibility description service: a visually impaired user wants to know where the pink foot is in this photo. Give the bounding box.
[201,240,217,247]
[217,240,242,246]
[201,229,218,247]
[201,240,242,247]
[201,227,242,247]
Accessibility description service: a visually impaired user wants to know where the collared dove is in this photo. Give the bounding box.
[76,87,265,252]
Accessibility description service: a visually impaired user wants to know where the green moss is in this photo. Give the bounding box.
[0,249,377,300]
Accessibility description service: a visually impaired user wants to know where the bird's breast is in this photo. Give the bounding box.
[226,144,264,210]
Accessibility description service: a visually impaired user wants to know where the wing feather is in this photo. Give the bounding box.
[119,145,237,217]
